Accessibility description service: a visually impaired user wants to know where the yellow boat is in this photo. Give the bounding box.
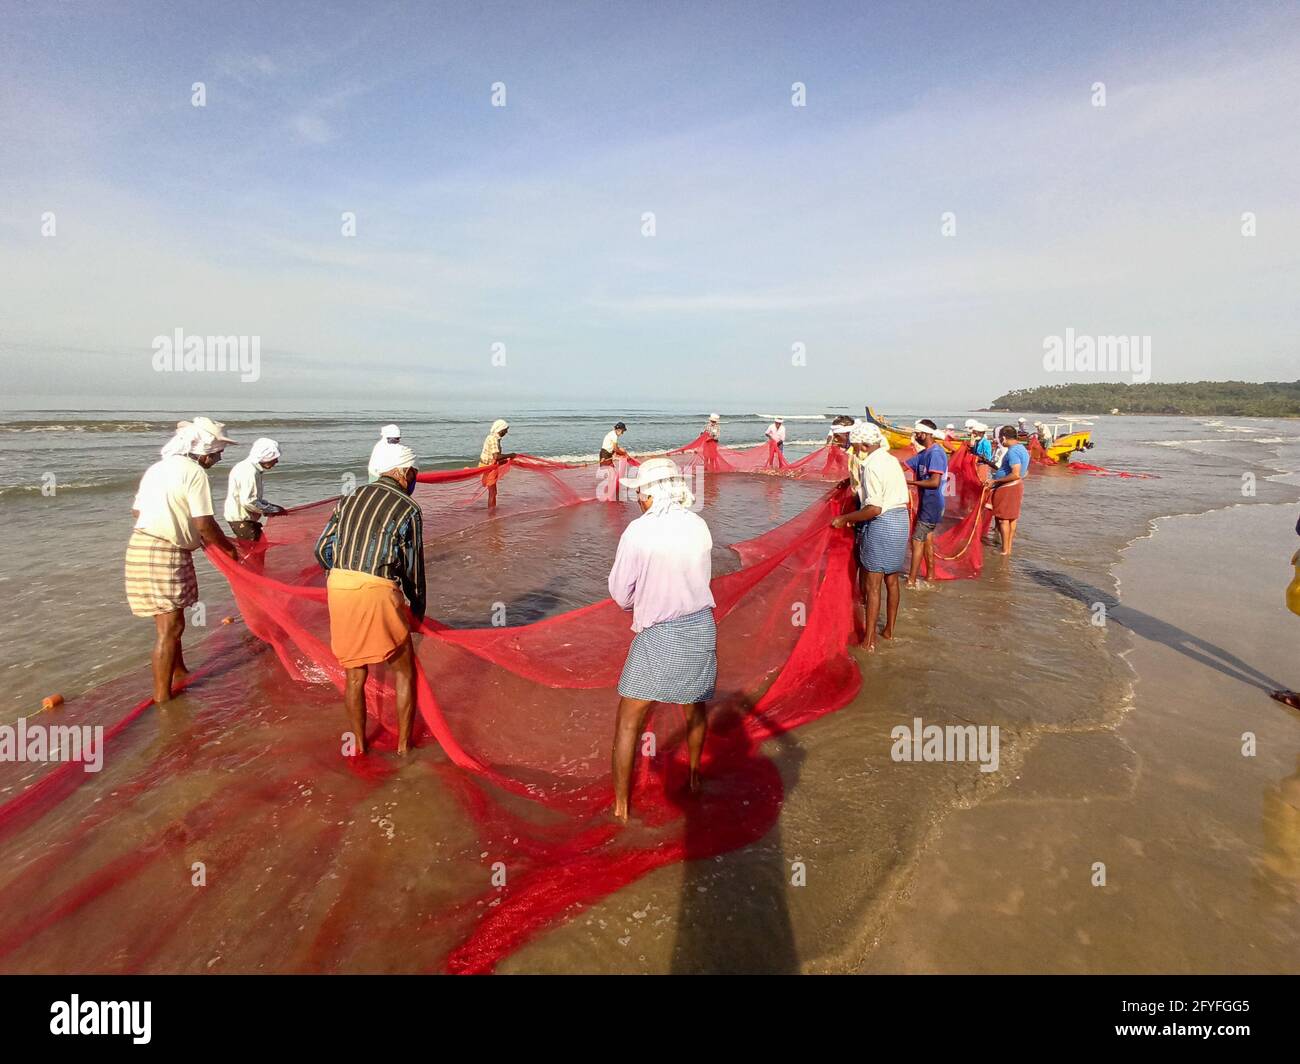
[863,407,1094,463]
[1038,419,1095,462]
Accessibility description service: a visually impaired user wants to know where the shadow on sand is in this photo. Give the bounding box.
[1025,565,1286,694]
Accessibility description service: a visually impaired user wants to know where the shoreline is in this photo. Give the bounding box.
[853,500,1300,973]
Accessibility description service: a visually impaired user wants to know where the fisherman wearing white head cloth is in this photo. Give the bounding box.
[478,419,517,508]
[367,424,402,482]
[314,440,424,755]
[126,419,239,704]
[607,457,715,822]
[705,413,721,440]
[224,438,284,541]
[831,421,910,652]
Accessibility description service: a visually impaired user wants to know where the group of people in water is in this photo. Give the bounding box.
[124,410,1032,821]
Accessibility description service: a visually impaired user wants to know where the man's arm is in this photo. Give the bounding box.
[196,515,239,561]
[313,505,341,570]
[832,503,883,528]
[400,508,426,622]
[992,460,1024,487]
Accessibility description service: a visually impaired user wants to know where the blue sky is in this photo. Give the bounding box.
[1,0,1297,409]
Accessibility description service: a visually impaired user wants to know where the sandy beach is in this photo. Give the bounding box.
[859,502,1300,973]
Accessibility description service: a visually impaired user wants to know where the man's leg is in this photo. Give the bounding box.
[151,609,185,704]
[882,572,901,639]
[923,532,936,581]
[863,570,884,651]
[389,637,416,754]
[684,702,708,793]
[1001,518,1018,556]
[906,535,923,588]
[344,664,369,755]
[487,484,498,508]
[612,696,655,822]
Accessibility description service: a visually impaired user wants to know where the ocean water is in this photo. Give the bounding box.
[0,404,1297,972]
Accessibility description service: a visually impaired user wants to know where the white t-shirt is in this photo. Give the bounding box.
[601,430,620,454]
[132,455,214,550]
[224,457,265,523]
[766,423,786,443]
[861,447,910,512]
[607,507,715,632]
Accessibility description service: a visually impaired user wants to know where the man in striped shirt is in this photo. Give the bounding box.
[314,443,425,755]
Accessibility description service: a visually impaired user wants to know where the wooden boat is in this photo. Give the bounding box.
[863,407,1094,463]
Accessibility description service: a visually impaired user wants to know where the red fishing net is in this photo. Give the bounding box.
[0,435,999,973]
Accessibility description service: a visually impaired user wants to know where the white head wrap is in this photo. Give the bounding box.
[490,419,509,434]
[371,442,416,476]
[380,423,401,440]
[849,422,884,446]
[619,457,695,515]
[161,426,222,457]
[247,437,281,464]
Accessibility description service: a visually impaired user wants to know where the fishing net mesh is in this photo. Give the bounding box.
[0,434,995,973]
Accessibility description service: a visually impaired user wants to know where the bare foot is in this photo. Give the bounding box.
[396,742,410,756]
[612,804,629,824]
[880,626,894,640]
[905,580,918,590]
[999,550,1012,556]
[689,769,702,795]
[1270,690,1300,710]
[863,639,877,653]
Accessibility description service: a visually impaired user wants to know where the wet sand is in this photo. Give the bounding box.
[497,502,1299,974]
[857,502,1300,973]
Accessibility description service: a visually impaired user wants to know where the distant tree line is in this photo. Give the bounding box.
[988,381,1300,417]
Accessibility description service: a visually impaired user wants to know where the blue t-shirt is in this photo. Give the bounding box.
[994,443,1030,482]
[973,438,994,462]
[906,444,948,525]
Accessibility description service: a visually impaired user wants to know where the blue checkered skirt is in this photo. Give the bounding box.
[617,607,717,704]
[859,505,911,574]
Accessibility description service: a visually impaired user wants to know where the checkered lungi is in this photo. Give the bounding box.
[617,607,717,704]
[859,506,910,574]
[124,530,198,617]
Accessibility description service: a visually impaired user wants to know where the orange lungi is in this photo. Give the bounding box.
[991,480,1024,521]
[326,569,411,668]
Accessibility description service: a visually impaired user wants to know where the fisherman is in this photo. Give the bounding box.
[991,424,1010,469]
[943,424,957,445]
[969,421,995,485]
[705,413,721,440]
[827,414,855,447]
[126,419,240,704]
[831,423,910,652]
[367,423,402,482]
[990,425,1030,556]
[1016,416,1030,439]
[314,442,425,756]
[478,419,516,509]
[904,419,949,588]
[224,438,284,541]
[608,458,715,823]
[600,421,629,465]
[765,416,786,453]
